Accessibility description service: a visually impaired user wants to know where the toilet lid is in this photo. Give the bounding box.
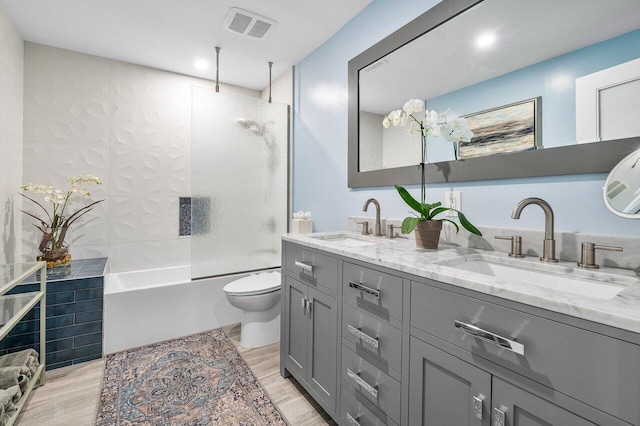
[223,271,281,296]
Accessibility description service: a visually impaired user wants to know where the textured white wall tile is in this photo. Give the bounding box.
[110,196,178,243]
[109,238,190,273]
[110,146,164,195]
[24,42,110,98]
[69,244,109,260]
[24,88,110,146]
[0,130,22,193]
[0,193,19,264]
[0,6,23,263]
[110,145,189,196]
[110,60,190,109]
[110,100,189,152]
[23,88,110,145]
[23,142,110,194]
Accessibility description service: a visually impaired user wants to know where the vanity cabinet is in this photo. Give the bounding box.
[281,239,640,426]
[282,244,338,416]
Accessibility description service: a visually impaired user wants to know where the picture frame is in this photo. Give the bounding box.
[460,97,541,159]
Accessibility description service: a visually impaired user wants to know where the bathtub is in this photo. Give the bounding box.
[104,266,266,354]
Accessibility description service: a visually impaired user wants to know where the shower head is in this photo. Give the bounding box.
[237,118,266,136]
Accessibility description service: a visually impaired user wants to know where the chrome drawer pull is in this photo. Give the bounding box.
[493,407,507,426]
[348,325,379,349]
[348,281,380,299]
[346,413,361,426]
[454,320,525,356]
[294,260,313,272]
[347,368,378,398]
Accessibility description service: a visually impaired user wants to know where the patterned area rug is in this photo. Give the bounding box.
[95,328,288,425]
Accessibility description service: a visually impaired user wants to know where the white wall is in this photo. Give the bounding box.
[0,6,23,264]
[22,42,260,272]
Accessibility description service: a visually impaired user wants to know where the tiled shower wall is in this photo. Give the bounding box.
[22,42,261,273]
[0,6,23,264]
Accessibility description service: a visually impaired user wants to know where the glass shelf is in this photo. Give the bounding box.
[0,292,43,341]
[0,262,44,296]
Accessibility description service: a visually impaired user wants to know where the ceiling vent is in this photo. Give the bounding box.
[223,8,278,39]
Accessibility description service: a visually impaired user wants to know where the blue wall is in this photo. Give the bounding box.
[293,0,640,237]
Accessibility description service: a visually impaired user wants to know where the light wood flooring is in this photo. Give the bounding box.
[16,324,335,425]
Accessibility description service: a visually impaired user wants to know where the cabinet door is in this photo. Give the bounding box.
[307,287,337,413]
[284,276,308,378]
[410,337,492,426]
[492,377,597,426]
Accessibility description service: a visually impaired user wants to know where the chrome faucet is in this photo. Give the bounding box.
[362,198,383,236]
[511,197,558,263]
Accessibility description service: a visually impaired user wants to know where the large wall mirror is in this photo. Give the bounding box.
[348,0,640,188]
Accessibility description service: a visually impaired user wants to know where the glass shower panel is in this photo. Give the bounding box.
[191,87,289,279]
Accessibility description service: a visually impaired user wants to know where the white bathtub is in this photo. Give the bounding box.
[104,266,264,354]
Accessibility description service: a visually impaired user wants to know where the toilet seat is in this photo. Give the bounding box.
[223,271,281,296]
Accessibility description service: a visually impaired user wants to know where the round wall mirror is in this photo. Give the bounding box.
[603,148,640,218]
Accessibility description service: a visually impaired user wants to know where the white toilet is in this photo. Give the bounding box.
[223,270,281,348]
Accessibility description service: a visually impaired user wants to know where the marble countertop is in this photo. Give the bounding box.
[283,232,640,334]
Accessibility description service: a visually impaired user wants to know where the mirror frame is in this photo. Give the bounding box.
[347,0,640,188]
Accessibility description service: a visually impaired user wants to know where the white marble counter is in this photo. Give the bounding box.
[283,231,640,334]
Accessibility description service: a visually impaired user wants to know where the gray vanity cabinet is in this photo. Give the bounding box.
[409,336,599,426]
[492,377,597,426]
[282,243,339,417]
[409,336,491,426]
[281,239,640,426]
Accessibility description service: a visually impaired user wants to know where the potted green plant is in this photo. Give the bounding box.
[383,99,482,248]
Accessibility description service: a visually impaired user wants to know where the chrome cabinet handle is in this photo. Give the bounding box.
[294,260,313,272]
[348,281,380,299]
[301,297,306,310]
[454,320,525,356]
[346,412,361,426]
[347,368,378,398]
[493,407,507,426]
[473,395,484,420]
[307,299,312,314]
[348,325,379,349]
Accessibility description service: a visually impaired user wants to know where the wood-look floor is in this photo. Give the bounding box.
[16,324,335,426]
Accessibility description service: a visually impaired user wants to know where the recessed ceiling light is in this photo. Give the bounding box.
[194,59,209,70]
[475,32,497,49]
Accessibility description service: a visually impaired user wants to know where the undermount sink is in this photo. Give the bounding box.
[439,255,634,300]
[308,232,392,248]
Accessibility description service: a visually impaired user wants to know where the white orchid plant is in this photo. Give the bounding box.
[382,99,481,236]
[20,175,103,255]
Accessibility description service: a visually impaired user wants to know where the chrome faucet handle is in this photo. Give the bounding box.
[494,235,524,258]
[387,224,397,239]
[577,242,623,269]
[356,221,369,235]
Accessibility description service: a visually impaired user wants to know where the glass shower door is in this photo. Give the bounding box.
[191,87,289,279]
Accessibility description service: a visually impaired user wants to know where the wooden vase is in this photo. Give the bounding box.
[414,220,443,249]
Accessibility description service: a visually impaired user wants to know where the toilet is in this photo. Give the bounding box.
[223,270,282,348]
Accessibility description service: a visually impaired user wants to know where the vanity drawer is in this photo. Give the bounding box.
[411,280,640,425]
[342,302,402,375]
[284,243,338,293]
[342,345,401,424]
[341,385,399,426]
[342,262,403,321]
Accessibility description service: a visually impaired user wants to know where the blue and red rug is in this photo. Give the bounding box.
[95,328,288,425]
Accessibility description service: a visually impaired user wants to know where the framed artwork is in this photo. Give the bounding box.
[460,97,541,159]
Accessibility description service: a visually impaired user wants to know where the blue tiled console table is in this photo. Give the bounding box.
[1,258,108,370]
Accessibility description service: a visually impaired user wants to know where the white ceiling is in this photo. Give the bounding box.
[360,0,640,114]
[0,0,372,91]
